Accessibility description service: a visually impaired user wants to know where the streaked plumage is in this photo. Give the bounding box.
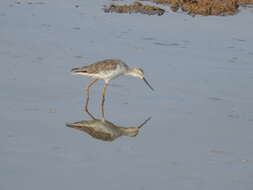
[72,59,125,74]
[71,59,129,83]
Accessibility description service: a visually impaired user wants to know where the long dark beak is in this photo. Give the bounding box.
[138,117,152,129]
[143,77,154,91]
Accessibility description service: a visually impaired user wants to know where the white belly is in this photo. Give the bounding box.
[96,64,126,83]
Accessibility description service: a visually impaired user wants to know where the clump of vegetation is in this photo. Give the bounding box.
[105,0,253,16]
[142,0,253,15]
[103,1,165,16]
[142,0,239,15]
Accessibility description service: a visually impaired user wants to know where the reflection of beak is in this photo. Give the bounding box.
[138,117,152,129]
[143,77,154,91]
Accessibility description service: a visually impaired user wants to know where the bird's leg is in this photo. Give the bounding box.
[84,79,98,113]
[86,110,96,120]
[101,83,109,118]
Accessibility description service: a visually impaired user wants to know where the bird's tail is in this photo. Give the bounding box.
[71,67,88,74]
[65,122,81,128]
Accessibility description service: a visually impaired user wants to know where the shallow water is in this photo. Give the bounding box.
[1,1,253,190]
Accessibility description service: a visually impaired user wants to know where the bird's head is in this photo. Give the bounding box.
[129,68,145,79]
[127,68,154,91]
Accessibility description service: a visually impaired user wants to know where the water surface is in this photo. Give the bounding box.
[1,1,253,190]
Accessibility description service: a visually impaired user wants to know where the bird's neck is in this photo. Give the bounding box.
[124,68,136,77]
[119,127,139,137]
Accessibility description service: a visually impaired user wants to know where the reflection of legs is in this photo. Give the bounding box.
[84,79,98,113]
[101,83,108,118]
[86,110,96,120]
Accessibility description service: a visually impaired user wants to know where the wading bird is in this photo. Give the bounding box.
[71,59,154,117]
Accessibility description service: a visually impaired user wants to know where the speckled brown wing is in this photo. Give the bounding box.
[85,59,120,74]
[66,122,114,141]
[72,126,114,141]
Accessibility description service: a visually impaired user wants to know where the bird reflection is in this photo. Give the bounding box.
[66,111,151,141]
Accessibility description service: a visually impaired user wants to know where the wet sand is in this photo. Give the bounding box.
[1,0,253,190]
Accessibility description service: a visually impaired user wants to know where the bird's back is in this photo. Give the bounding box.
[80,59,128,74]
[71,59,129,81]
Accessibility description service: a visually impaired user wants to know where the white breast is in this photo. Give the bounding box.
[99,64,126,83]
